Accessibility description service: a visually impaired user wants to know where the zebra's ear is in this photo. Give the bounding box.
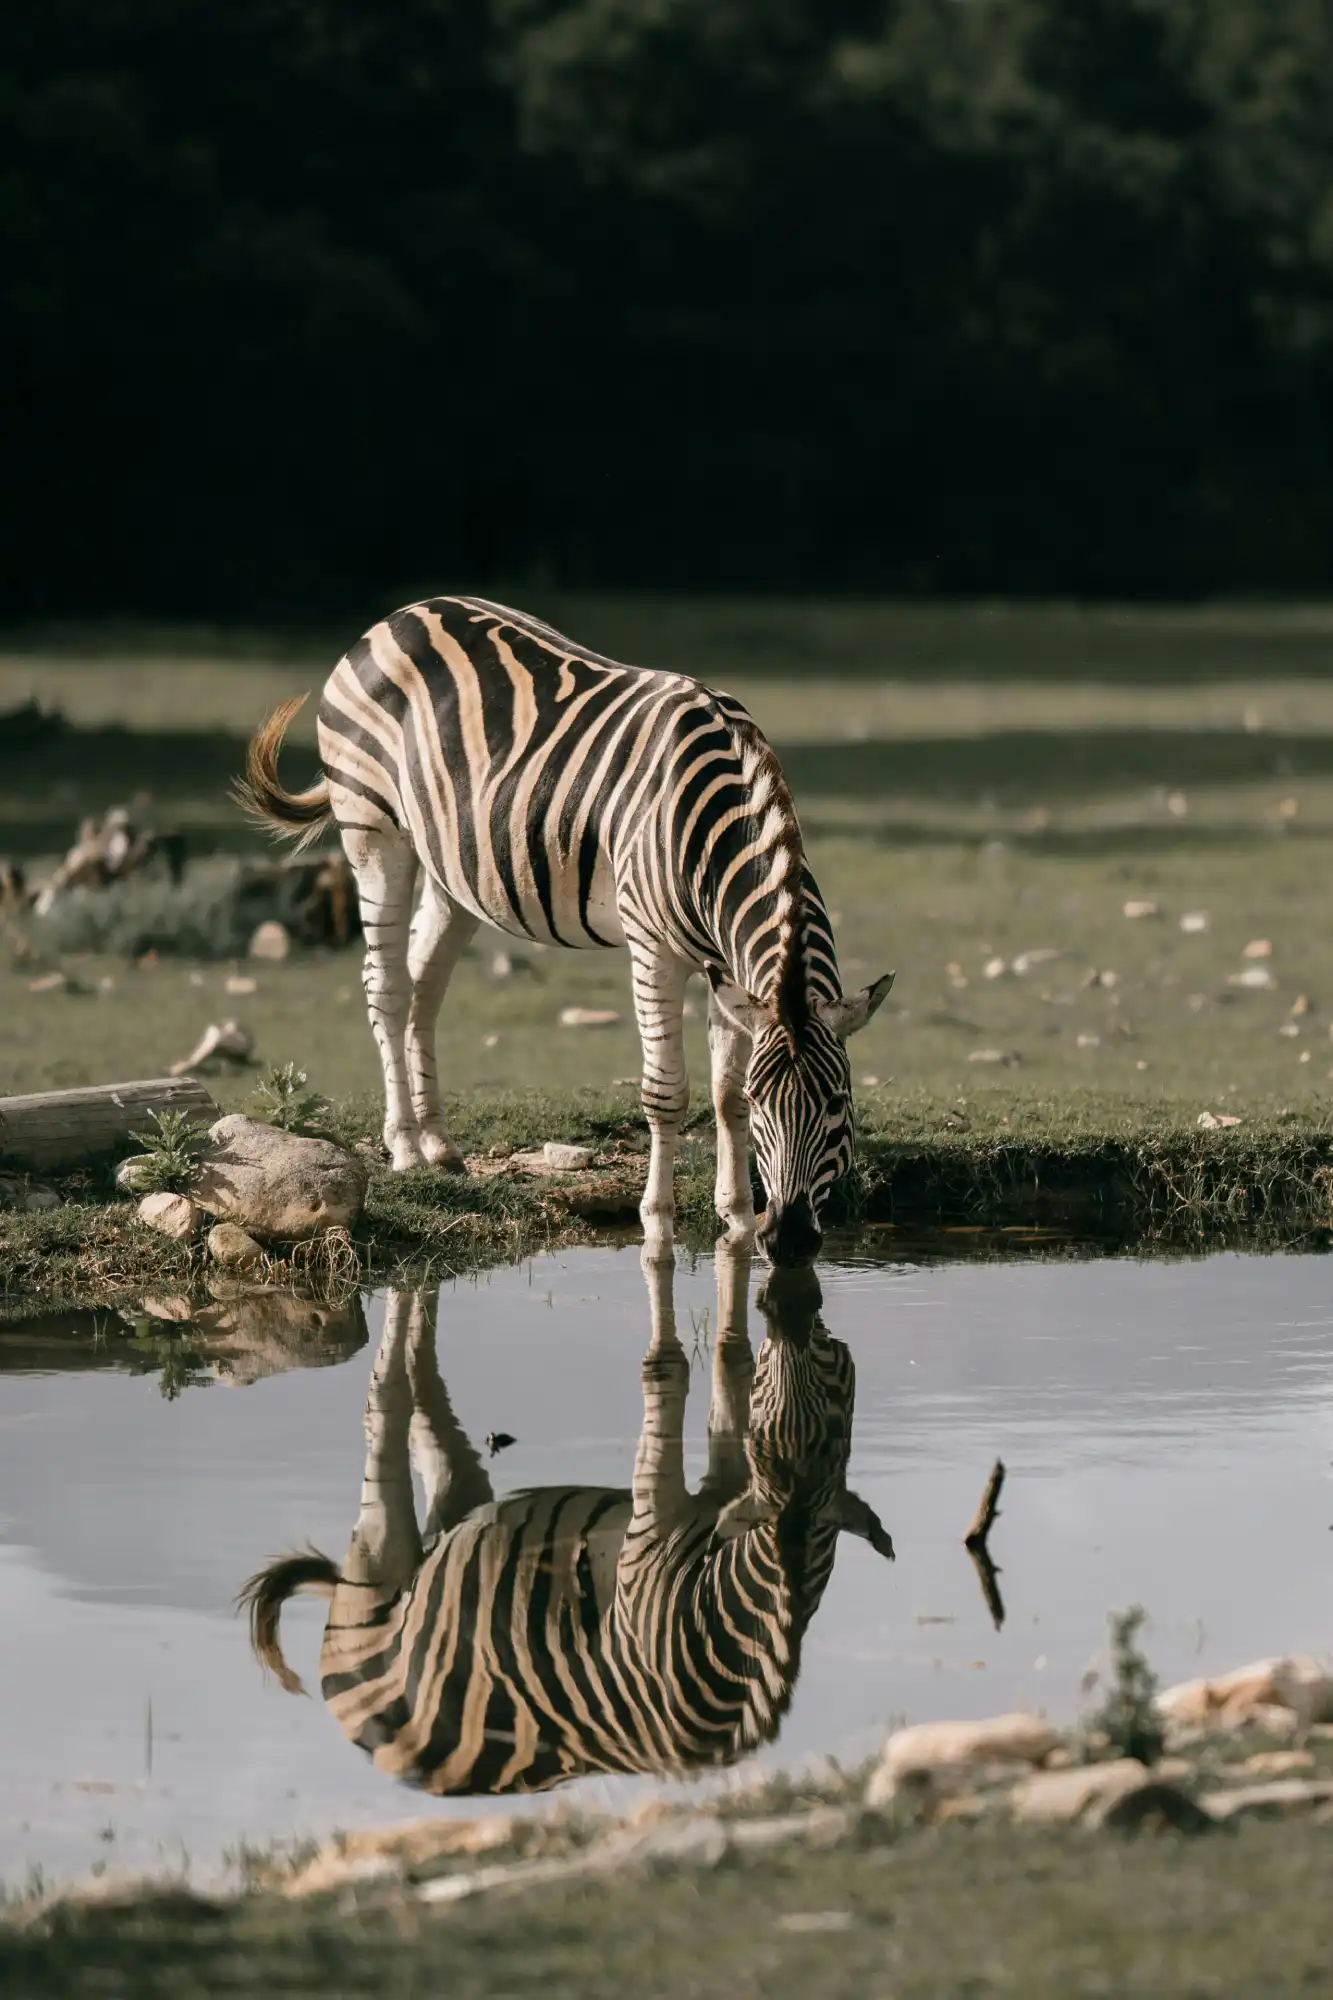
[705,963,771,1038]
[814,972,895,1041]
[713,1490,779,1540]
[836,1489,895,1561]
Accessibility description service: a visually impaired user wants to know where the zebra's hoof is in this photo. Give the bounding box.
[420,1136,468,1173]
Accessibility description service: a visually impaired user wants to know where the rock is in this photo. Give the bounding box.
[1180,911,1209,933]
[559,1007,620,1028]
[0,1175,60,1212]
[1228,964,1276,989]
[1123,900,1161,919]
[1238,1750,1315,1776]
[248,920,291,961]
[195,1115,366,1240]
[967,1048,1020,1066]
[136,1191,199,1239]
[1197,1111,1243,1130]
[1009,1759,1209,1832]
[114,1154,155,1193]
[194,1286,368,1387]
[1202,1779,1333,1823]
[1158,1655,1333,1733]
[543,1142,595,1170]
[866,1714,1060,1807]
[1242,937,1273,959]
[206,1222,265,1270]
[225,975,258,995]
[139,1295,195,1322]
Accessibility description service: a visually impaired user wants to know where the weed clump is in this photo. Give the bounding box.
[250,1063,331,1135]
[127,1108,210,1195]
[1081,1605,1166,1766]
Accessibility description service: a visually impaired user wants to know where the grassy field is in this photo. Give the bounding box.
[8,1815,1333,1998]
[5,598,1333,1292]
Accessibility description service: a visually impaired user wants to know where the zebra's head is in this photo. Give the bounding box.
[714,1265,895,1564]
[708,965,894,1265]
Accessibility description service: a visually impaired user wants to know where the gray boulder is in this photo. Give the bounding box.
[195,1115,366,1241]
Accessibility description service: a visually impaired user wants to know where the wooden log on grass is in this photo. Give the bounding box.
[0,1077,220,1173]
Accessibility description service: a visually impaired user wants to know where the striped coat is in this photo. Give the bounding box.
[237,598,892,1263]
[242,1251,894,1794]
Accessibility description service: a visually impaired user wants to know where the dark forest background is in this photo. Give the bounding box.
[5,0,1333,620]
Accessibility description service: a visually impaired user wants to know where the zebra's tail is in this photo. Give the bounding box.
[232,694,333,850]
[237,1549,341,1695]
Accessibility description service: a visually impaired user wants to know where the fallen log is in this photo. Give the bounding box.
[0,1078,219,1173]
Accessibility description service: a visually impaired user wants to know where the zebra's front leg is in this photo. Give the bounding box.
[402,1287,495,1537]
[708,988,756,1245]
[341,826,424,1172]
[632,1246,691,1529]
[342,1289,423,1590]
[698,1241,755,1507]
[405,876,479,1171]
[628,944,691,1261]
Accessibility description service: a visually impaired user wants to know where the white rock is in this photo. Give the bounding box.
[1009,1758,1148,1824]
[114,1154,155,1193]
[248,920,291,961]
[206,1222,265,1269]
[1202,1779,1333,1822]
[866,1714,1059,1807]
[983,957,1008,980]
[1228,965,1275,989]
[136,1192,199,1240]
[543,1143,595,1170]
[1011,949,1062,976]
[1241,937,1273,959]
[1123,900,1161,919]
[195,1115,366,1240]
[1197,1111,1243,1129]
[1157,1655,1333,1731]
[1180,911,1209,933]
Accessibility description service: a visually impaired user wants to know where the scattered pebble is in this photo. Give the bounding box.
[1300,1050,1311,1063]
[483,1033,499,1048]
[968,1048,1018,1066]
[1076,1033,1101,1048]
[1197,1111,1243,1129]
[1123,900,1160,919]
[1229,965,1276,990]
[983,957,1007,980]
[1291,994,1311,1016]
[559,1007,620,1028]
[1242,938,1273,959]
[28,972,67,993]
[225,975,258,996]
[1011,948,1061,976]
[1271,798,1300,822]
[543,1142,595,1170]
[1166,791,1188,818]
[859,1075,880,1088]
[189,970,205,987]
[1278,1022,1300,1038]
[1180,911,1209,934]
[1135,1060,1149,1070]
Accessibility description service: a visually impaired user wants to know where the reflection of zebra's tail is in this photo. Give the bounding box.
[239,1549,341,1695]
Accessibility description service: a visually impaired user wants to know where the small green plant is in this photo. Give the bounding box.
[128,1326,213,1400]
[1081,1605,1166,1765]
[127,1108,209,1194]
[251,1062,331,1134]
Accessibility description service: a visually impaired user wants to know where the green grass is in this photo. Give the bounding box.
[8,1816,1333,1998]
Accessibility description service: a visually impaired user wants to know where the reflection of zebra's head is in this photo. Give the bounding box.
[709,965,893,1266]
[714,1267,895,1577]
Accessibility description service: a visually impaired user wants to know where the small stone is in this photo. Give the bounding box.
[983,957,1008,980]
[1123,900,1160,919]
[1242,938,1273,958]
[1166,791,1188,818]
[140,1295,194,1322]
[1197,1111,1242,1129]
[1180,911,1209,933]
[225,975,258,995]
[559,1007,620,1028]
[1011,948,1061,976]
[28,971,67,992]
[136,1192,199,1240]
[22,1187,60,1212]
[1010,1759,1149,1825]
[206,1222,265,1270]
[1203,1779,1333,1822]
[248,921,290,961]
[866,1714,1059,1807]
[968,1048,1018,1066]
[1229,964,1276,990]
[1278,1022,1300,1038]
[542,1143,595,1171]
[1290,994,1310,1016]
[1076,1033,1101,1049]
[482,1033,499,1048]
[1238,1751,1314,1777]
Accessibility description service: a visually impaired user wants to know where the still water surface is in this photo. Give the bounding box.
[0,1245,1330,1886]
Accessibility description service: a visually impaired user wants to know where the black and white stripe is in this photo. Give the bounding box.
[241,1253,894,1795]
[237,596,892,1260]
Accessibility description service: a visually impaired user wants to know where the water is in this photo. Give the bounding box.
[0,1245,1330,1888]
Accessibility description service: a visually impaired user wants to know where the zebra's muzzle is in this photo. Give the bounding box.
[758,1193,822,1268]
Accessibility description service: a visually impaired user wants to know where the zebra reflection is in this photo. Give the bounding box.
[241,1249,894,1795]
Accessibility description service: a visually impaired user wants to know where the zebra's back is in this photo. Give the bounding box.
[316,595,728,949]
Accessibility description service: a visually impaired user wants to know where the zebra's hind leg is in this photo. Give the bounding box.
[343,1289,423,1590]
[707,987,756,1246]
[628,943,691,1260]
[406,875,479,1171]
[341,825,425,1171]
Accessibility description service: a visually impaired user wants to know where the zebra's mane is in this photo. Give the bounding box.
[729,714,809,1034]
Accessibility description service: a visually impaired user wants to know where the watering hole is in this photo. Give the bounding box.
[1,1243,1330,1888]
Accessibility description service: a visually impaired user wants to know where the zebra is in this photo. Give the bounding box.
[240,1248,895,1796]
[234,596,892,1264]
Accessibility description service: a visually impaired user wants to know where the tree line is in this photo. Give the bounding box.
[5,0,1333,618]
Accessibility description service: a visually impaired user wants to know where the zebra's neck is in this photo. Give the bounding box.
[679,699,840,1007]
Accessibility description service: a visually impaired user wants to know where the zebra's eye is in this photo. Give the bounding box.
[825,1093,848,1122]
